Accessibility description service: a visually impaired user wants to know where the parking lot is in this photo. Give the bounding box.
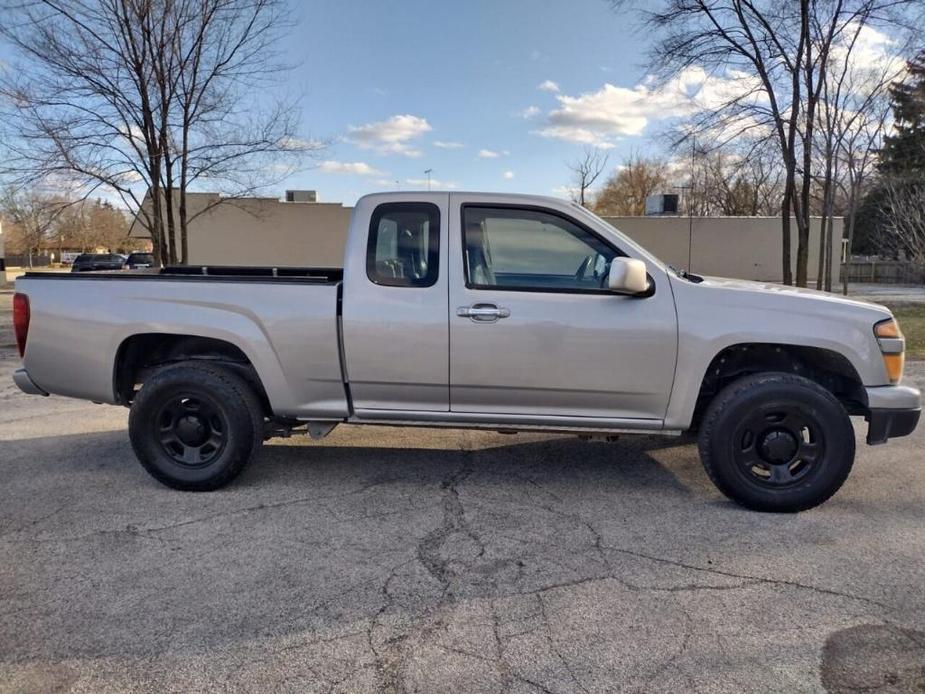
[1,287,924,693]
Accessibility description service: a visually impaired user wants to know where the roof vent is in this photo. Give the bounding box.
[285,190,317,203]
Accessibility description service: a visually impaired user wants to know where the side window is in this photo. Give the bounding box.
[462,206,618,292]
[367,202,440,288]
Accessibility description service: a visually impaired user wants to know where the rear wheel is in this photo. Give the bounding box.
[698,372,855,512]
[128,362,264,491]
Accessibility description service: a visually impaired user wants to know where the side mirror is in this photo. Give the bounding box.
[607,257,649,295]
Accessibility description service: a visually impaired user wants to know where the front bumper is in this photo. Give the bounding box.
[12,368,48,396]
[864,384,921,444]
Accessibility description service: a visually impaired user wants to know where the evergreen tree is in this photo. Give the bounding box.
[879,51,925,177]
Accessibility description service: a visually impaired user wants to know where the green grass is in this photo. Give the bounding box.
[886,304,925,361]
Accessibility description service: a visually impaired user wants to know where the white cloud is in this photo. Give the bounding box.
[533,67,764,147]
[406,177,458,189]
[433,140,465,149]
[551,185,578,199]
[318,160,384,176]
[478,149,502,159]
[347,114,432,157]
[503,171,515,180]
[538,80,560,93]
[520,106,541,119]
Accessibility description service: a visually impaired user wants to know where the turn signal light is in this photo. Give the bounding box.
[882,353,905,385]
[13,293,30,358]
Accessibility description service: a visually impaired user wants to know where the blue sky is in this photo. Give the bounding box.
[281,0,659,204]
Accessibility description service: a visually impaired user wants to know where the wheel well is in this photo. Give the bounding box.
[114,333,269,411]
[691,343,867,429]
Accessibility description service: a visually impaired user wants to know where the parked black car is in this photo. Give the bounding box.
[71,253,126,272]
[124,252,156,269]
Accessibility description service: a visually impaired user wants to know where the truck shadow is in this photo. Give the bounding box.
[247,430,705,498]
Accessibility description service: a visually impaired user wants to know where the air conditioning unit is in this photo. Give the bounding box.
[285,190,317,203]
[644,193,680,216]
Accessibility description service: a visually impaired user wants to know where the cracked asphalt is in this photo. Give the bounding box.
[1,330,924,690]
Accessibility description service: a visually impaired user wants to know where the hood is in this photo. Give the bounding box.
[697,275,884,310]
[673,274,893,325]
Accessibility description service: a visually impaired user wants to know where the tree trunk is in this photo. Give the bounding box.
[843,188,859,295]
[781,192,793,285]
[164,159,177,265]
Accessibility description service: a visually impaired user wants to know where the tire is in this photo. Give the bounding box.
[128,361,264,491]
[698,372,855,512]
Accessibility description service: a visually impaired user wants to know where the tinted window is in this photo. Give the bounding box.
[367,202,440,287]
[462,207,618,292]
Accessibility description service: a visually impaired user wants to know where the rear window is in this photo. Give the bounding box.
[366,202,440,288]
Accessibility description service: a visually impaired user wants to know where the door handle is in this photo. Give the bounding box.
[456,303,511,322]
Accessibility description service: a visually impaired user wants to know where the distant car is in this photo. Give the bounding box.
[70,253,127,272]
[124,252,155,270]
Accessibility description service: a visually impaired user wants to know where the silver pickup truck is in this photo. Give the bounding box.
[11,192,921,511]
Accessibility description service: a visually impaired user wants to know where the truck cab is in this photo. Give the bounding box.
[341,193,677,428]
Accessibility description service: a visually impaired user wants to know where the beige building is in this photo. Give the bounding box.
[130,191,841,284]
[129,190,352,267]
[605,216,843,284]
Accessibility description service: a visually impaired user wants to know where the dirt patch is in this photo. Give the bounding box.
[821,624,925,693]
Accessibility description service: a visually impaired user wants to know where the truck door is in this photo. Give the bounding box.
[341,194,449,411]
[448,195,677,422]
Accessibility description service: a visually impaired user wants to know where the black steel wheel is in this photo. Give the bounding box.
[155,394,228,468]
[699,372,855,512]
[129,361,264,491]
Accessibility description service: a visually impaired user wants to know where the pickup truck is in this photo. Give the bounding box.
[11,192,921,511]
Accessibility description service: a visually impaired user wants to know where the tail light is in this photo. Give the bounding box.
[13,293,30,358]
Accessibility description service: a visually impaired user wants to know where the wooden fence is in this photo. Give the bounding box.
[844,259,925,284]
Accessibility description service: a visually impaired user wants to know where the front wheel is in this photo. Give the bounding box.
[128,362,264,491]
[698,372,855,512]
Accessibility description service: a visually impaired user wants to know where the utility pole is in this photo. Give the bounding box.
[424,168,433,191]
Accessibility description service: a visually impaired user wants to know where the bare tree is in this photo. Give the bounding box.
[685,145,784,216]
[880,176,925,264]
[566,147,610,206]
[811,18,908,292]
[0,0,318,266]
[0,189,64,266]
[621,0,923,286]
[53,198,131,253]
[593,154,669,216]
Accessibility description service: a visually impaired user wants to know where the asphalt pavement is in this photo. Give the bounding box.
[1,285,924,692]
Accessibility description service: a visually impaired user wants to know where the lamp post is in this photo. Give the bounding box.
[424,169,433,191]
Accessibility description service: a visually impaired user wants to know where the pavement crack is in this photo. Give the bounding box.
[537,593,591,694]
[600,544,890,609]
[415,460,482,590]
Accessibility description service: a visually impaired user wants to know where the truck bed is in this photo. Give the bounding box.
[16,269,348,418]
